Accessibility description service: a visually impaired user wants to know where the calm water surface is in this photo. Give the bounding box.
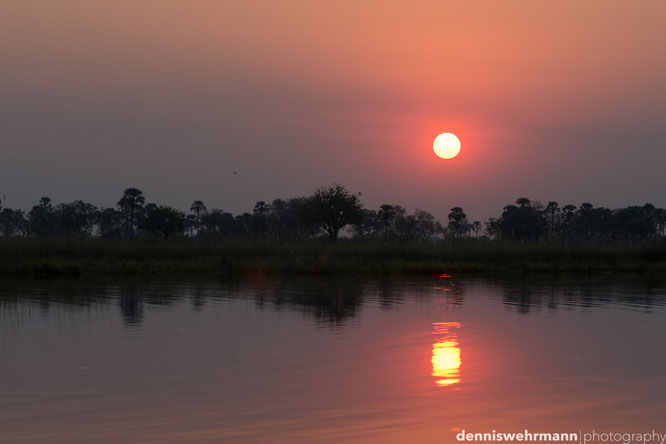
[1,274,665,443]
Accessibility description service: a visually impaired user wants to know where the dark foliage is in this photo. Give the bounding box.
[301,184,364,241]
[1,187,665,245]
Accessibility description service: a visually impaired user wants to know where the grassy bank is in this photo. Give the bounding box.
[1,238,666,276]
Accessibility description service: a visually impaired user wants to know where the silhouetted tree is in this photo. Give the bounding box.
[560,204,577,239]
[516,197,531,208]
[201,209,236,237]
[139,203,186,239]
[7,184,666,245]
[413,209,441,240]
[614,204,658,242]
[448,207,469,238]
[485,218,500,239]
[117,188,145,239]
[268,198,317,239]
[0,208,28,237]
[28,197,55,237]
[184,214,197,237]
[396,213,418,240]
[574,203,613,241]
[544,201,560,237]
[98,208,123,239]
[234,212,253,238]
[302,184,364,241]
[389,205,410,240]
[656,208,666,237]
[471,220,482,238]
[498,198,546,240]
[352,209,381,239]
[54,200,97,237]
[251,201,270,238]
[378,204,397,241]
[189,200,207,234]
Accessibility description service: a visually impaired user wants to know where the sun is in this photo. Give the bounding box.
[433,133,461,159]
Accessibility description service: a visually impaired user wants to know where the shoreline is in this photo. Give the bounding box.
[2,238,666,277]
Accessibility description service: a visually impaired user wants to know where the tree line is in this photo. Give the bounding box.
[0,184,664,243]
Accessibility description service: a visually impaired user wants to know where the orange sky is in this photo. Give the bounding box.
[2,1,666,221]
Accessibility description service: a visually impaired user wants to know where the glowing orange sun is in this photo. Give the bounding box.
[433,133,461,159]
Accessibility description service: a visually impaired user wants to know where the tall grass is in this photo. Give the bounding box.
[1,237,666,276]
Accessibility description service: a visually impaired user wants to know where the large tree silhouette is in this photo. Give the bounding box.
[189,200,207,234]
[498,198,545,240]
[448,207,469,238]
[302,184,364,241]
[140,204,186,239]
[378,204,397,241]
[3,184,666,244]
[55,200,98,237]
[117,188,145,239]
[28,197,55,237]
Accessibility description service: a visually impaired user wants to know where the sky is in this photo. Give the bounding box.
[2,0,666,222]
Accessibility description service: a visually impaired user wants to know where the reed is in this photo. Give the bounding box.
[1,237,665,276]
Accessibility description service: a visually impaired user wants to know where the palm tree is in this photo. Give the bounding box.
[471,220,482,238]
[252,201,268,216]
[447,207,468,239]
[117,188,145,239]
[378,204,396,241]
[251,201,270,237]
[545,201,560,236]
[516,197,531,208]
[189,200,208,233]
[28,197,55,237]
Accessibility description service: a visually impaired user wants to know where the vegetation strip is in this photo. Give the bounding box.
[2,239,666,276]
[2,184,665,276]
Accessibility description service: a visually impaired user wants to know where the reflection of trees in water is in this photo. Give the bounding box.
[500,277,666,313]
[245,274,366,326]
[2,275,665,331]
[244,274,466,326]
[0,275,427,331]
[0,274,464,330]
[0,277,123,334]
[119,287,143,326]
[0,277,189,331]
[377,281,401,308]
[115,280,230,324]
[0,277,111,316]
[190,286,206,310]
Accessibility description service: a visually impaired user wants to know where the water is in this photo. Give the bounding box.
[1,274,665,443]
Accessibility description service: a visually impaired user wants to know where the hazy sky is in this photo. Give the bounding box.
[2,1,666,222]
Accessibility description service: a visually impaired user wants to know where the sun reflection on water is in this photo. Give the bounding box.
[431,322,461,387]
